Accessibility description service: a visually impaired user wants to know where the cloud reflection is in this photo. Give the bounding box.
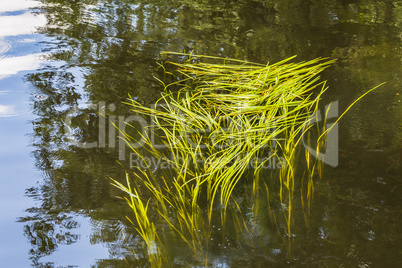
[0,104,16,117]
[0,2,47,81]
[0,0,42,13]
[0,53,44,80]
[0,13,46,37]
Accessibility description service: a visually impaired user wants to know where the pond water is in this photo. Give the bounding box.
[0,0,401,267]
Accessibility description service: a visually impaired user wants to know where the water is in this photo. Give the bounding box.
[0,0,401,266]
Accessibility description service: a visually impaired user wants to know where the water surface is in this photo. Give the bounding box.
[0,0,401,266]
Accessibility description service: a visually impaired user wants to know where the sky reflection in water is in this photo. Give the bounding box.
[0,1,109,266]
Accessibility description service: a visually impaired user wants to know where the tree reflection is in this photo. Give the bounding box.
[21,0,402,266]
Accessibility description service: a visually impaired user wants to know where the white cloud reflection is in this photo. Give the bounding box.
[0,104,16,117]
[0,12,46,37]
[0,0,41,13]
[0,53,44,80]
[0,1,48,80]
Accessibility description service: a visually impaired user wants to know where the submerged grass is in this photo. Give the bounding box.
[111,52,384,266]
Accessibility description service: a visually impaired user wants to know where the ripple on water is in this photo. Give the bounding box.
[0,39,11,55]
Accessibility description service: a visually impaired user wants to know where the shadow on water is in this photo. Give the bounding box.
[17,0,402,266]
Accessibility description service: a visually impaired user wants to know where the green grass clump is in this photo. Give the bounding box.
[128,52,334,215]
[111,52,382,266]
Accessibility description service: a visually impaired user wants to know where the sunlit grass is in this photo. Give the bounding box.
[110,52,384,266]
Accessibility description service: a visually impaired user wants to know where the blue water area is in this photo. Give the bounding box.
[0,2,110,266]
[0,59,39,268]
[1,35,46,57]
[0,10,30,16]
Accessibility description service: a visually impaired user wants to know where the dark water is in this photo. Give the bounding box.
[0,0,401,266]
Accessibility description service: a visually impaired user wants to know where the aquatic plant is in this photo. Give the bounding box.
[111,52,384,266]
